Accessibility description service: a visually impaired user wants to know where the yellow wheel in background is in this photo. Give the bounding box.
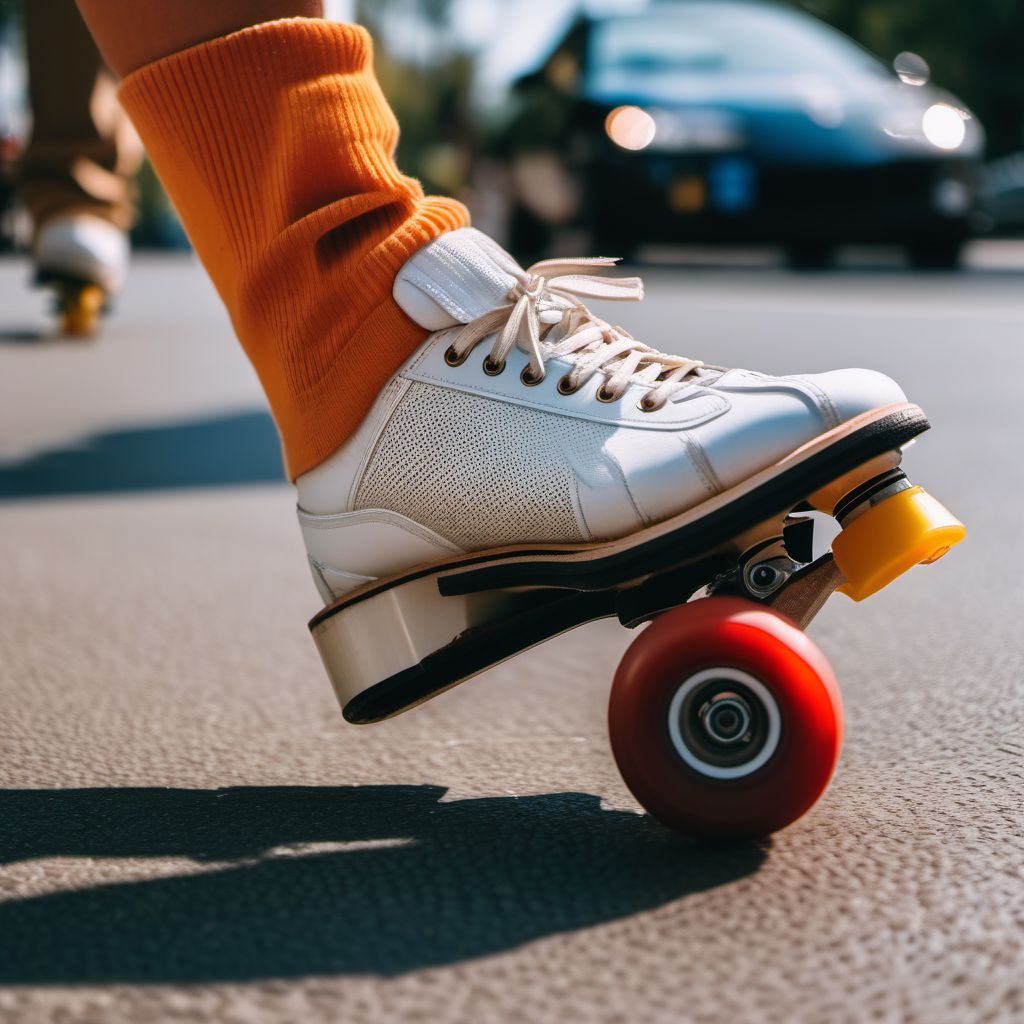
[60,283,105,338]
[832,486,966,601]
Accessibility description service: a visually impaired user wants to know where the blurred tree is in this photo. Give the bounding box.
[0,1,20,251]
[355,0,477,195]
[791,0,1024,157]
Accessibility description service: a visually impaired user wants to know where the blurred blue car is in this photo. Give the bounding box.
[496,0,984,267]
[0,128,18,252]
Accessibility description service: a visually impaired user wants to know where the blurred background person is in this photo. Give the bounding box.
[15,0,142,333]
[2,0,1023,283]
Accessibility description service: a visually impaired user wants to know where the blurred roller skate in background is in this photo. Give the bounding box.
[33,213,129,337]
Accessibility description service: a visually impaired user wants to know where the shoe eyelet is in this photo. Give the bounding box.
[557,375,580,396]
[520,366,545,387]
[483,356,506,376]
[639,395,662,413]
[444,345,468,368]
[596,384,619,403]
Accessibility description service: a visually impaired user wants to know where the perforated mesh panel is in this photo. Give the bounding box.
[355,384,613,549]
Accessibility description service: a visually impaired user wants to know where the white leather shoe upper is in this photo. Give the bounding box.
[297,228,907,601]
[34,214,129,293]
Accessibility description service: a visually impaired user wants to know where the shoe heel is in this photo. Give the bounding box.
[310,575,475,721]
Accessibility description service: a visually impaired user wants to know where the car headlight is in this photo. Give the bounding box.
[922,104,967,150]
[605,106,657,151]
[606,107,744,153]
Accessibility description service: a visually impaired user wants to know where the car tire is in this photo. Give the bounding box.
[907,238,965,271]
[508,202,553,264]
[590,224,636,263]
[785,242,836,270]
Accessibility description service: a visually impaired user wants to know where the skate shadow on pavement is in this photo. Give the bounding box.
[0,326,47,345]
[0,411,284,499]
[0,784,765,984]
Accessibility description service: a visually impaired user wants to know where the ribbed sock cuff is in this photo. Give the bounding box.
[119,18,470,477]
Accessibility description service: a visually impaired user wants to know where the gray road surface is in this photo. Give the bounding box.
[0,245,1022,1023]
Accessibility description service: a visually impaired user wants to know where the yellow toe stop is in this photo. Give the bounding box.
[832,486,966,602]
[61,284,105,338]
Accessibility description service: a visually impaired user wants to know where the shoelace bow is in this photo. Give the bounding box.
[444,257,706,410]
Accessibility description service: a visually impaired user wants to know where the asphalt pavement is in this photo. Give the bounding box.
[0,244,1022,1023]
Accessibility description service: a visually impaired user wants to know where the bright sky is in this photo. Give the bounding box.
[0,25,25,134]
[326,0,649,103]
[0,0,652,130]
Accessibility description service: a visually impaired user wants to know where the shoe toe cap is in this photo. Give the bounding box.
[800,368,908,424]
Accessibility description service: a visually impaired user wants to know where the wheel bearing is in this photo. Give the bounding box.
[699,692,753,745]
[667,668,781,779]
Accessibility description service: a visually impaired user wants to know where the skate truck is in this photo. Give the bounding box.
[309,403,963,839]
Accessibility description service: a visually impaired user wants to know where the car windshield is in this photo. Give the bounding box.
[591,4,886,79]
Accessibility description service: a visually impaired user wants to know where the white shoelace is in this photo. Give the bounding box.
[444,257,707,410]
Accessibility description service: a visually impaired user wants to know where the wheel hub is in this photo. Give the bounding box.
[699,692,752,745]
[667,668,782,779]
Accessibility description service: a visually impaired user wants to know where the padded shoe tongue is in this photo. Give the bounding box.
[392,227,524,330]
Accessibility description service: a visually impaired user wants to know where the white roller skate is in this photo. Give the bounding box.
[33,213,128,337]
[296,227,964,838]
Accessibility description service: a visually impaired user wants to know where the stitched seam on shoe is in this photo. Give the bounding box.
[680,434,723,496]
[298,507,463,552]
[603,445,647,526]
[570,473,595,542]
[345,378,412,510]
[308,557,339,602]
[404,368,729,428]
[789,375,840,429]
[405,328,455,374]
[310,556,376,584]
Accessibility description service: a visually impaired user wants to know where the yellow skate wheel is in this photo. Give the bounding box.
[833,486,965,602]
[61,284,105,337]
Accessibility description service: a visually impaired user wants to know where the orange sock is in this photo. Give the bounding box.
[118,18,469,478]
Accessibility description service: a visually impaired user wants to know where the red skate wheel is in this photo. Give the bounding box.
[608,596,843,839]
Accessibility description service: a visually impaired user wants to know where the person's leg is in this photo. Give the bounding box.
[75,0,469,478]
[75,0,325,76]
[19,0,141,234]
[69,1,928,641]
